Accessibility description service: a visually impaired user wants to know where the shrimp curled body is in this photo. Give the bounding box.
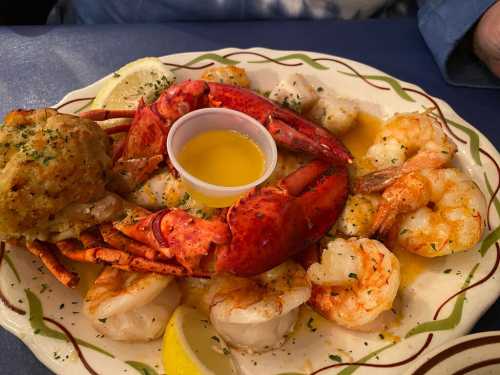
[83,267,181,341]
[372,168,487,257]
[307,238,400,330]
[356,112,457,193]
[206,261,311,352]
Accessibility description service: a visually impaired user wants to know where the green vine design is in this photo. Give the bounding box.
[480,172,500,257]
[405,263,479,338]
[337,71,415,102]
[171,53,239,71]
[479,227,500,257]
[337,343,395,375]
[126,360,160,375]
[25,289,114,358]
[249,53,329,70]
[445,117,482,166]
[484,173,500,216]
[4,254,20,283]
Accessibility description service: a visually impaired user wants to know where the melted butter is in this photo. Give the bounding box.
[393,247,432,289]
[178,129,265,187]
[185,188,240,209]
[341,112,383,159]
[340,112,383,176]
[380,331,401,343]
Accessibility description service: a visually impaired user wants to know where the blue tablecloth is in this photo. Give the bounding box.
[0,19,498,374]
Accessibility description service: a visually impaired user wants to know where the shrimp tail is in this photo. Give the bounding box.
[369,206,398,238]
[355,166,402,194]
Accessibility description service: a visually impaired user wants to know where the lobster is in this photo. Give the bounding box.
[27,80,351,286]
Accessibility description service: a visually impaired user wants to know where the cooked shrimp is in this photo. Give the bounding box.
[356,112,457,193]
[336,194,381,237]
[201,66,250,88]
[83,267,181,341]
[206,261,311,352]
[308,238,400,329]
[372,168,486,257]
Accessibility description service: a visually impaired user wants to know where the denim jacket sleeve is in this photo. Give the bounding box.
[418,0,500,88]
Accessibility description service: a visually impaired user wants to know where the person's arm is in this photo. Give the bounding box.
[474,1,500,78]
[418,0,500,88]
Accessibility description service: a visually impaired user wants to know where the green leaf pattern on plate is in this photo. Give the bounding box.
[25,289,114,358]
[171,53,239,71]
[484,172,500,216]
[337,343,395,375]
[337,71,415,102]
[445,117,482,166]
[479,227,500,257]
[405,263,479,338]
[249,53,329,70]
[126,360,160,375]
[4,254,20,283]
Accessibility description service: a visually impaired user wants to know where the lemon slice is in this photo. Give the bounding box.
[91,57,175,111]
[162,305,239,375]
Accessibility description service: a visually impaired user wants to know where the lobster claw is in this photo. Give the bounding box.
[84,80,211,193]
[207,82,352,165]
[216,160,349,276]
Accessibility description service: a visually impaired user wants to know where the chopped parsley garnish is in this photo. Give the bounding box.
[179,192,190,206]
[329,354,341,362]
[281,96,302,113]
[307,317,317,332]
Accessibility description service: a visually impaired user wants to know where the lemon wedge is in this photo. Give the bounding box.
[91,57,175,111]
[162,305,239,375]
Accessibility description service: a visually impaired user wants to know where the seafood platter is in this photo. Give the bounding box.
[0,48,498,375]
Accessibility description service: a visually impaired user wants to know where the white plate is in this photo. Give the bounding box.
[404,331,500,375]
[0,48,499,375]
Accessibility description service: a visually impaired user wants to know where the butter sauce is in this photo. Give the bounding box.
[178,129,265,187]
[340,111,383,177]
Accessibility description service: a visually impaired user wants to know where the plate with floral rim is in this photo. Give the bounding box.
[0,47,498,375]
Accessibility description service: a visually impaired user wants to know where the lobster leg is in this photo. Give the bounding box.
[56,238,190,276]
[99,224,168,261]
[80,109,136,121]
[26,241,79,288]
[114,258,201,277]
